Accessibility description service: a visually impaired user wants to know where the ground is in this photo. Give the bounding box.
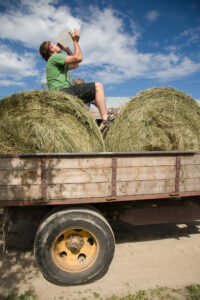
[0,219,200,300]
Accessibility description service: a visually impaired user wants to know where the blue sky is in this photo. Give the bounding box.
[0,0,200,100]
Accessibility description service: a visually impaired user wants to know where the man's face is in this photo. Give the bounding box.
[49,42,61,54]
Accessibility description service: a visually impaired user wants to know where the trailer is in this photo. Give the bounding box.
[1,151,200,286]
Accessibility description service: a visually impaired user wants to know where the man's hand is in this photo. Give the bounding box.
[57,43,65,50]
[69,28,80,43]
[57,43,73,55]
[64,28,82,65]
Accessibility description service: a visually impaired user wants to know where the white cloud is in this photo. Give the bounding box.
[82,52,200,84]
[80,7,138,65]
[176,26,200,45]
[0,80,24,87]
[0,0,80,48]
[0,44,39,81]
[150,56,200,80]
[0,0,199,87]
[145,10,160,23]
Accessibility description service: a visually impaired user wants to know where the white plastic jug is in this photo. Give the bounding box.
[56,27,73,47]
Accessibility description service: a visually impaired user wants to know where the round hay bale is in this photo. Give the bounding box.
[0,90,104,153]
[105,87,200,151]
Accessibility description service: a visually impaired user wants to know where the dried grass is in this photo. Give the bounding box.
[0,90,104,153]
[105,87,200,151]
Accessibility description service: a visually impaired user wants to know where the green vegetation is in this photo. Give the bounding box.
[105,285,200,300]
[185,284,200,300]
[0,290,37,300]
[1,284,200,300]
[93,292,101,298]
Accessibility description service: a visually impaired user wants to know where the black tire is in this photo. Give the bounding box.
[34,207,115,286]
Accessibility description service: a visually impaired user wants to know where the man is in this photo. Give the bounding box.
[39,29,108,124]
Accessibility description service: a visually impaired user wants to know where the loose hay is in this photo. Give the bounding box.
[0,90,104,153]
[105,87,200,151]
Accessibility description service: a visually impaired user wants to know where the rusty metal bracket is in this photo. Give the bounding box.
[111,157,117,198]
[41,158,47,202]
[175,156,181,194]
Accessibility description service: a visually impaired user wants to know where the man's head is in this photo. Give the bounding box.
[39,41,61,61]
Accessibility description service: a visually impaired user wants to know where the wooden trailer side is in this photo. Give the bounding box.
[0,152,199,206]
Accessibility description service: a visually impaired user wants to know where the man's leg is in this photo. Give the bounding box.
[95,82,107,122]
[60,82,108,121]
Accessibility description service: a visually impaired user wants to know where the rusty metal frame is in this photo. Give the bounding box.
[41,158,47,202]
[112,157,117,197]
[175,155,181,193]
[0,150,197,158]
[1,191,200,206]
[106,157,117,201]
[0,150,200,207]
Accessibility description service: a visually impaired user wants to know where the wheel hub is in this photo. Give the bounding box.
[52,228,100,273]
[65,234,84,252]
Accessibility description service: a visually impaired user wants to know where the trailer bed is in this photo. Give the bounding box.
[0,151,200,206]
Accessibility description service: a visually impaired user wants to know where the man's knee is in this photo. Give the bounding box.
[95,82,104,91]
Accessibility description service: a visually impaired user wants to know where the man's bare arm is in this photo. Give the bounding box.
[64,29,82,65]
[68,63,79,70]
[65,47,73,55]
[57,43,79,69]
[64,42,82,64]
[57,44,73,56]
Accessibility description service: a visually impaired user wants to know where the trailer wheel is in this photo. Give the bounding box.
[34,207,115,286]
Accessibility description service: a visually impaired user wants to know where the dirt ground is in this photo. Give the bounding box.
[1,219,200,300]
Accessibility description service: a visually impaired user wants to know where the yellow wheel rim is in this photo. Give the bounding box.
[51,228,99,273]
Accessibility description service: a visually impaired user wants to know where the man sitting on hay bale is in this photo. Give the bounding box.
[39,28,110,127]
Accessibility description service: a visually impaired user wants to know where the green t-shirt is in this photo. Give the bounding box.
[46,54,71,91]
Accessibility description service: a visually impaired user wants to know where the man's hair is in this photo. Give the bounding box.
[39,41,50,61]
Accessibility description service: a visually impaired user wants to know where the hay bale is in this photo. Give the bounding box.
[0,90,104,153]
[105,87,200,151]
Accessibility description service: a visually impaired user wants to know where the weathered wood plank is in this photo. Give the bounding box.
[117,166,176,181]
[46,158,112,169]
[0,185,41,201]
[47,168,111,184]
[48,182,111,199]
[179,178,200,192]
[0,170,41,185]
[180,165,200,179]
[117,179,175,196]
[117,156,176,167]
[180,155,200,165]
[0,170,41,186]
[0,158,41,170]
